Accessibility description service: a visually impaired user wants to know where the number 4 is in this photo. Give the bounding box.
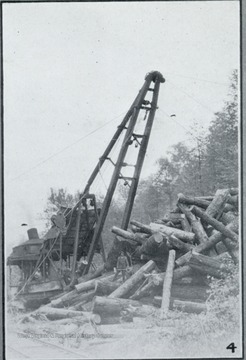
[226,343,237,353]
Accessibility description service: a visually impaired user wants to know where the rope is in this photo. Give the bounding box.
[10,111,126,182]
[165,72,229,87]
[167,79,218,115]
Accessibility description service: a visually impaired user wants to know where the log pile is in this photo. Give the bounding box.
[23,187,238,326]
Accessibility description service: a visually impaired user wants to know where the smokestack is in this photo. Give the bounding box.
[27,228,39,240]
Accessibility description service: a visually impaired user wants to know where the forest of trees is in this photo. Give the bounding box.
[41,70,238,254]
[131,69,238,222]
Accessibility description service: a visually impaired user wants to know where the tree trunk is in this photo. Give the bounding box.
[50,289,79,308]
[229,187,238,196]
[35,306,88,320]
[187,252,229,278]
[140,253,167,263]
[180,215,192,232]
[130,220,153,234]
[95,278,122,296]
[68,290,96,307]
[99,316,122,325]
[191,206,238,243]
[92,296,153,317]
[135,233,168,257]
[167,234,194,252]
[219,212,237,226]
[111,226,145,245]
[171,284,209,302]
[130,265,192,300]
[196,194,238,207]
[109,260,156,299]
[176,218,238,266]
[227,195,238,207]
[178,193,210,208]
[205,188,230,219]
[177,204,210,245]
[173,299,207,314]
[149,223,195,243]
[139,282,210,302]
[162,213,184,224]
[69,300,92,311]
[220,237,239,264]
[178,193,234,213]
[160,250,176,318]
[75,273,114,293]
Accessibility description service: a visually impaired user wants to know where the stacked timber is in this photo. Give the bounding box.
[25,187,238,326]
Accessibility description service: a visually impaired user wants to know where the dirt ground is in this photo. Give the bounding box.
[5,311,242,359]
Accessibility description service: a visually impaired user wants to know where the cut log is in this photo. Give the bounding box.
[203,190,234,254]
[68,290,96,307]
[166,221,183,229]
[187,252,229,278]
[48,312,101,324]
[109,260,156,299]
[36,306,88,321]
[149,223,195,243]
[50,289,79,308]
[79,301,93,312]
[219,212,237,226]
[196,194,238,207]
[75,273,114,293]
[69,301,87,311]
[191,206,238,243]
[176,217,239,266]
[178,193,234,213]
[135,233,168,257]
[178,203,217,256]
[130,280,155,300]
[144,280,209,302]
[92,296,153,317]
[160,250,176,318]
[178,193,210,208]
[49,316,91,325]
[95,279,122,296]
[130,265,192,300]
[178,204,210,245]
[205,188,230,219]
[75,278,96,293]
[220,237,239,264]
[111,226,145,245]
[162,213,184,224]
[123,304,156,318]
[229,187,238,195]
[140,254,167,263]
[173,299,207,314]
[195,196,214,201]
[130,220,153,234]
[99,316,121,325]
[167,234,194,252]
[180,215,192,232]
[171,284,209,302]
[227,195,238,207]
[130,224,140,233]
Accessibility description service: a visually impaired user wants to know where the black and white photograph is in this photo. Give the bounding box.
[3,1,242,359]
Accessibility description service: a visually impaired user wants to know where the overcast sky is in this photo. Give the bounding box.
[3,1,239,254]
